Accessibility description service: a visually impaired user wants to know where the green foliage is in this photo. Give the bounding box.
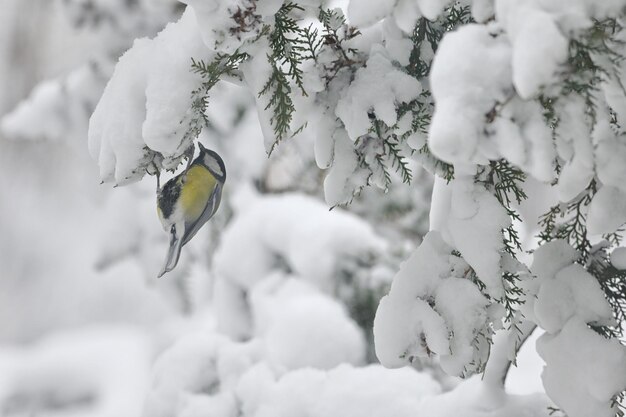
[318,7,361,67]
[475,160,528,329]
[351,5,472,192]
[539,18,624,133]
[393,5,472,184]
[186,52,249,144]
[538,180,596,262]
[259,3,331,149]
[301,24,323,61]
[595,264,626,338]
[267,2,308,95]
[538,179,626,344]
[476,160,527,260]
[486,160,528,256]
[535,21,626,355]
[370,118,413,186]
[259,59,296,148]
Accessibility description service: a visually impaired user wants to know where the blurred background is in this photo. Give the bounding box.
[0,1,543,416]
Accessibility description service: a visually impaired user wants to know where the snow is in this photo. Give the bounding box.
[88,8,211,184]
[213,192,385,342]
[347,0,395,28]
[537,318,626,417]
[374,230,496,376]
[143,332,266,417]
[181,0,261,53]
[1,62,110,142]
[595,120,626,193]
[0,326,153,417]
[504,326,545,395]
[322,128,364,206]
[251,278,366,370]
[375,295,450,367]
[374,231,452,367]
[470,0,495,23]
[491,99,556,182]
[429,24,512,167]
[520,240,579,325]
[429,176,453,233]
[142,332,236,417]
[415,0,451,21]
[391,0,421,34]
[446,177,511,299]
[382,18,414,66]
[214,192,385,293]
[241,364,442,417]
[521,240,626,417]
[429,15,566,182]
[348,0,453,28]
[420,376,552,417]
[553,97,595,200]
[530,240,579,281]
[436,278,490,376]
[496,3,568,99]
[588,186,626,235]
[611,247,626,270]
[335,46,422,140]
[534,264,614,333]
[239,38,277,154]
[10,0,626,416]
[314,110,336,169]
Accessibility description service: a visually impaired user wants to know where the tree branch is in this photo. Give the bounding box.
[482,320,537,389]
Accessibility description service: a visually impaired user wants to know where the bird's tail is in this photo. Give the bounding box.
[158,225,184,278]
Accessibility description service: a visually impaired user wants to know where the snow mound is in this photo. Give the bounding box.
[2,63,110,142]
[537,318,626,417]
[251,277,366,371]
[239,364,441,417]
[88,8,212,185]
[0,326,152,417]
[336,46,421,140]
[214,192,385,293]
[521,241,626,417]
[374,231,496,377]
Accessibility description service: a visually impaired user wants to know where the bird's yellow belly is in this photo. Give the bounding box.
[179,165,216,222]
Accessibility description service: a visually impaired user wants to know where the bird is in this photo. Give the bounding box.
[156,143,226,277]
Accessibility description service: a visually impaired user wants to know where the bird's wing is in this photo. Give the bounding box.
[158,222,185,278]
[181,181,223,246]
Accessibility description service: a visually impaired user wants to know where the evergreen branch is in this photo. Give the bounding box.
[302,24,323,61]
[268,2,308,96]
[319,7,359,62]
[183,51,250,146]
[538,180,596,262]
[537,180,626,342]
[417,143,454,182]
[260,58,295,146]
[259,2,335,149]
[384,138,413,184]
[318,6,361,84]
[370,118,413,185]
[374,154,392,187]
[479,160,527,256]
[595,264,626,338]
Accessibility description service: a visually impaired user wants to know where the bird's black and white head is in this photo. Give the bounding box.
[197,142,226,182]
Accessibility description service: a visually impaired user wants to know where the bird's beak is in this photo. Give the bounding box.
[198,142,207,153]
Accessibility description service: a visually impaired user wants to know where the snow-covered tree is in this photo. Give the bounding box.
[6,0,626,416]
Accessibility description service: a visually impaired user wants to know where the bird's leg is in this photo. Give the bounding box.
[148,161,161,192]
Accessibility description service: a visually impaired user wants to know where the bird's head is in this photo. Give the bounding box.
[197,142,226,182]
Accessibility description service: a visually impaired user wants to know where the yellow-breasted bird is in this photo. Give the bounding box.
[156,143,226,277]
